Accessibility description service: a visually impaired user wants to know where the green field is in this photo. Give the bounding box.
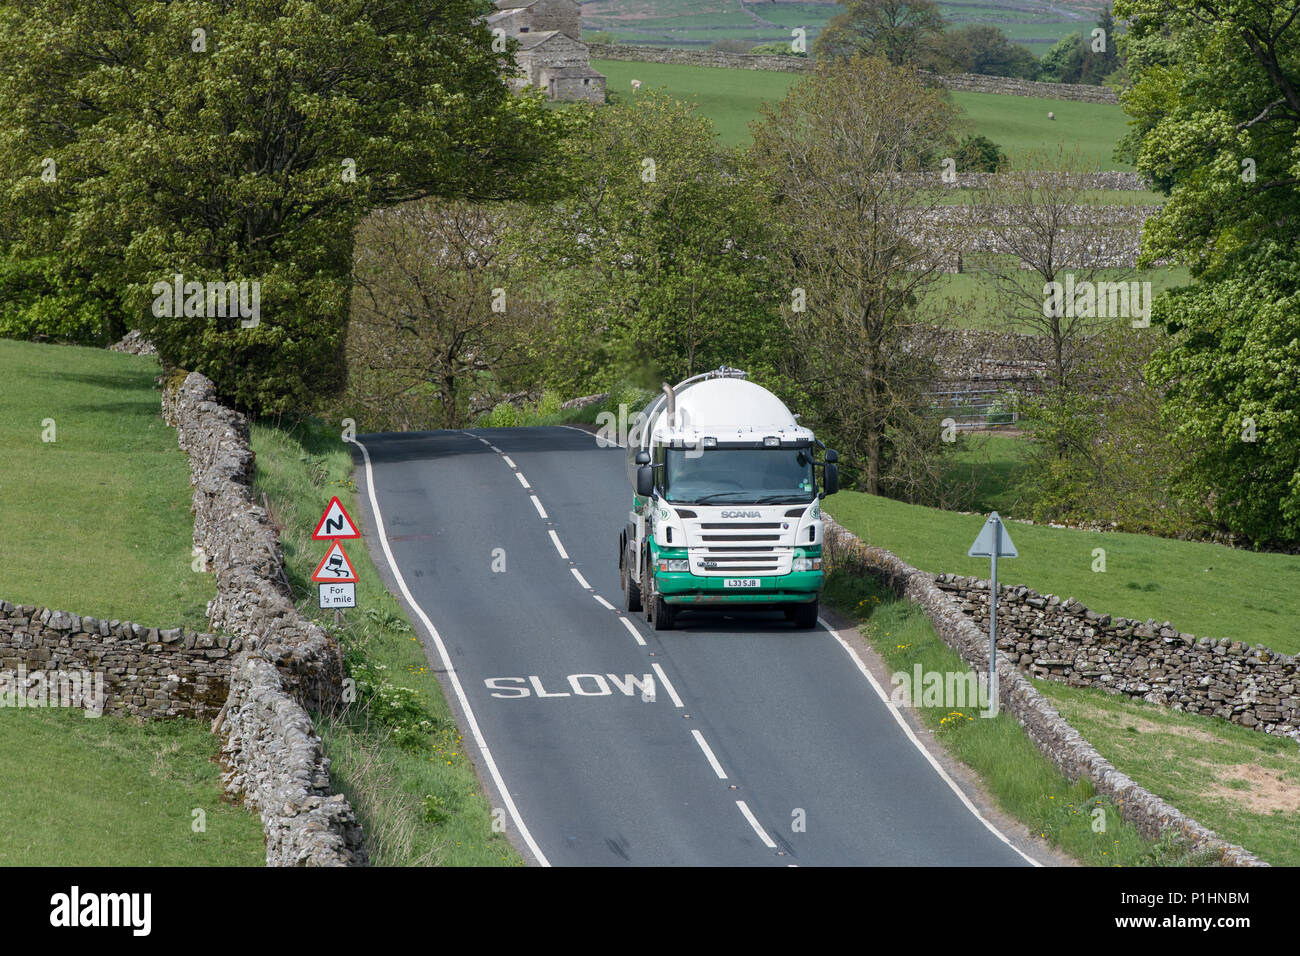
[0,707,265,865]
[0,339,213,629]
[827,490,1300,654]
[1040,681,1300,865]
[583,0,1085,55]
[594,58,1132,167]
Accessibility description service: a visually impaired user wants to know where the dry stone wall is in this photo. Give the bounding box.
[822,516,1267,865]
[163,371,366,866]
[0,602,233,719]
[587,44,1119,103]
[934,574,1300,740]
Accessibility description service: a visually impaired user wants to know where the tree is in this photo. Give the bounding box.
[0,0,565,415]
[926,25,1039,78]
[1145,244,1300,545]
[517,91,789,396]
[749,56,960,498]
[1114,0,1300,544]
[343,199,544,432]
[813,0,946,66]
[1037,33,1088,83]
[953,134,1008,172]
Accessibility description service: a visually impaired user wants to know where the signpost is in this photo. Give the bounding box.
[312,498,361,621]
[967,511,1018,716]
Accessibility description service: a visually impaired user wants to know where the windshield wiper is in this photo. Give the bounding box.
[686,492,750,504]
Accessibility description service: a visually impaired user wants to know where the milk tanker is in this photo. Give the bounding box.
[619,367,839,630]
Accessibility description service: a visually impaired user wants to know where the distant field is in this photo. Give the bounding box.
[828,490,1300,654]
[582,0,1086,53]
[594,58,1131,167]
[0,338,213,630]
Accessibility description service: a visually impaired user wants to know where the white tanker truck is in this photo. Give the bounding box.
[618,367,839,630]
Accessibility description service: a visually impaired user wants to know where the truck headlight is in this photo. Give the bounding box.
[657,558,690,572]
[792,557,821,572]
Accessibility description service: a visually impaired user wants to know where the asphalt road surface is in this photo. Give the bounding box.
[351,425,1038,867]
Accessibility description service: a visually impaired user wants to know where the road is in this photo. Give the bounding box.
[351,425,1038,867]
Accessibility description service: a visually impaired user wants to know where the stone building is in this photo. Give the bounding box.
[487,0,606,103]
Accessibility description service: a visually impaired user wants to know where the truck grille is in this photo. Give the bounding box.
[683,515,795,576]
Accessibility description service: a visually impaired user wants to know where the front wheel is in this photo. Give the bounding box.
[621,550,641,613]
[650,593,676,631]
[787,601,819,630]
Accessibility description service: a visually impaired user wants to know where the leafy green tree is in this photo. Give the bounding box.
[749,56,960,499]
[0,0,565,414]
[1037,32,1087,83]
[814,0,946,66]
[952,134,1007,172]
[926,25,1038,78]
[1145,244,1300,545]
[515,91,789,396]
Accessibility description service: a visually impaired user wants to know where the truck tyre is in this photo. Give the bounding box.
[622,551,642,612]
[651,593,676,631]
[790,601,819,630]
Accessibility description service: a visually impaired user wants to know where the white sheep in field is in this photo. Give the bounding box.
[631,79,642,90]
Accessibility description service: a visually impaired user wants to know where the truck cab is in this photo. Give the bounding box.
[619,368,839,630]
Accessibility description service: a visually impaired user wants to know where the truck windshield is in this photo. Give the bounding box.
[663,448,815,505]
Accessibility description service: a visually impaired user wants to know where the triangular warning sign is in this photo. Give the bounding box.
[968,511,1018,558]
[312,496,359,540]
[311,541,359,583]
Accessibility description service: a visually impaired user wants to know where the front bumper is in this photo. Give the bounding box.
[654,570,824,605]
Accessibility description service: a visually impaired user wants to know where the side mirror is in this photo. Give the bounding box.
[634,450,650,465]
[636,464,655,498]
[824,449,838,464]
[821,463,839,497]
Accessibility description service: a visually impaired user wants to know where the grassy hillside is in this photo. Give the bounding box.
[594,58,1131,166]
[0,339,213,630]
[828,490,1300,654]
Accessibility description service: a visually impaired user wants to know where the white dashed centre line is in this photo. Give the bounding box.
[515,472,530,489]
[619,616,647,646]
[735,801,777,849]
[571,568,593,590]
[650,662,684,708]
[531,495,548,519]
[691,730,728,780]
[548,529,568,559]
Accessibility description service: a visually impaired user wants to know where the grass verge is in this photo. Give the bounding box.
[249,416,523,866]
[822,569,1215,866]
[0,707,265,865]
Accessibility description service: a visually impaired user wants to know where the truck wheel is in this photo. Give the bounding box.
[790,601,819,630]
[651,594,676,631]
[643,554,655,623]
[622,553,641,613]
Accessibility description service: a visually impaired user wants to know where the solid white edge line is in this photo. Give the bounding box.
[556,424,624,449]
[619,616,647,646]
[548,530,568,560]
[531,495,548,519]
[593,594,614,611]
[571,568,592,590]
[735,800,777,849]
[650,662,684,708]
[691,729,728,780]
[819,616,1042,867]
[515,472,530,489]
[348,436,551,867]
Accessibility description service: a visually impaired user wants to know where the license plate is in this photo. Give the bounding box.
[724,578,761,588]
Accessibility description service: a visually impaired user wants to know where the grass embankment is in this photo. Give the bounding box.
[0,339,262,865]
[822,571,1213,866]
[828,491,1300,654]
[250,418,523,866]
[0,708,265,865]
[593,58,1132,167]
[0,338,213,630]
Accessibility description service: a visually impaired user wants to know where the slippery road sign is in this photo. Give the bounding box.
[312,496,360,540]
[311,541,358,583]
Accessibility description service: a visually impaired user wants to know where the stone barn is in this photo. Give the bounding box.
[487,0,606,103]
